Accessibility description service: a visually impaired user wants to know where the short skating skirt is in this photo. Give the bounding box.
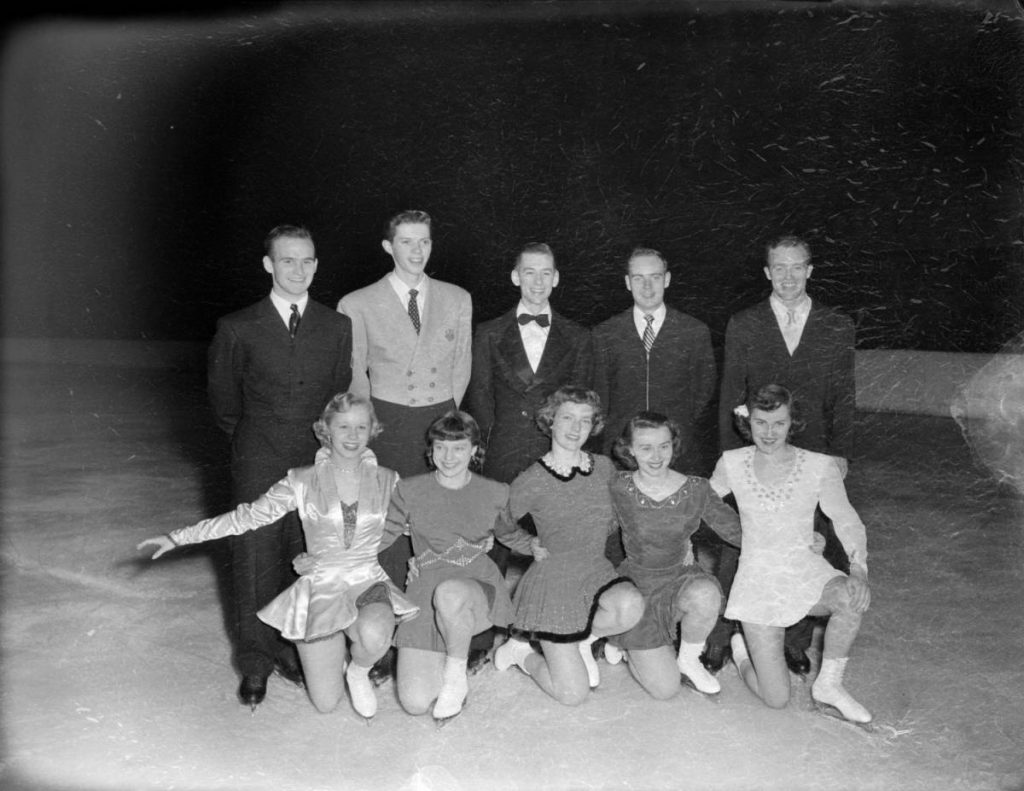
[509,551,622,642]
[259,563,418,642]
[395,554,513,653]
[610,561,722,651]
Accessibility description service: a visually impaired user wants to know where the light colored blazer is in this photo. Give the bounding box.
[338,274,472,407]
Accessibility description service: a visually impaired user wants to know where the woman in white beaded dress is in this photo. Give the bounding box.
[712,384,872,723]
[138,393,418,719]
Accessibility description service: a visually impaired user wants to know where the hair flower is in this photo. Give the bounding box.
[733,404,750,418]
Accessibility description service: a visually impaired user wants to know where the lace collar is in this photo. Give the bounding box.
[539,452,595,482]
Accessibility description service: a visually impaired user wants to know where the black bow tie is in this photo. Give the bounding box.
[518,313,550,327]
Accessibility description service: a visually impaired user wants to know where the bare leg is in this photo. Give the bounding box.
[590,581,645,638]
[295,634,347,714]
[578,582,644,688]
[626,647,680,700]
[342,602,395,718]
[735,623,790,709]
[807,575,871,722]
[807,575,862,659]
[396,647,445,716]
[523,640,592,707]
[432,579,492,719]
[675,576,723,694]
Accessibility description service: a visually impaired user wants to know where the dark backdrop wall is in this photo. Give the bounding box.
[4,0,1023,351]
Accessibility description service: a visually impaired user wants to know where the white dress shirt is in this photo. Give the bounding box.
[269,291,309,328]
[632,304,667,341]
[517,301,551,372]
[769,294,812,355]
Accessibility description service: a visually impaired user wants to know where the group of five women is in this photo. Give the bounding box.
[139,382,872,726]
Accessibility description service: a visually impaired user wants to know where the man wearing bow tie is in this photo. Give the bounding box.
[466,242,593,486]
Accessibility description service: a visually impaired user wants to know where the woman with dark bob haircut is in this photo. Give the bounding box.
[712,384,873,724]
[494,386,644,706]
[380,410,538,723]
[605,411,742,698]
[139,392,418,721]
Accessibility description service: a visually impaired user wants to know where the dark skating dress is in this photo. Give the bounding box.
[385,472,534,653]
[609,472,741,650]
[508,454,625,642]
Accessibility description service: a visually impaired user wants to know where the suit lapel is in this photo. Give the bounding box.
[257,296,291,341]
[534,312,572,383]
[497,311,535,388]
[375,276,420,351]
[757,300,792,359]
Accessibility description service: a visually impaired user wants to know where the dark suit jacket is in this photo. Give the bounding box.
[465,308,593,483]
[208,297,353,500]
[592,307,717,474]
[718,298,855,459]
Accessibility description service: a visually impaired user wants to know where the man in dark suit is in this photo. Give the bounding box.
[464,242,592,667]
[591,247,717,476]
[466,242,593,485]
[208,225,352,708]
[711,234,855,675]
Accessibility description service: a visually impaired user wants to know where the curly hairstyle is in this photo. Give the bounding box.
[534,385,605,438]
[611,411,683,470]
[734,384,806,443]
[312,392,382,448]
[424,410,485,471]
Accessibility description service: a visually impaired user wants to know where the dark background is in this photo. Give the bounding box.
[4,0,1023,351]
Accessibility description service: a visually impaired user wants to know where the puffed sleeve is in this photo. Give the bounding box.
[709,455,733,499]
[170,474,298,546]
[818,457,868,574]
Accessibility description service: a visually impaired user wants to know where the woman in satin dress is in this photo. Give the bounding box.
[138,393,418,719]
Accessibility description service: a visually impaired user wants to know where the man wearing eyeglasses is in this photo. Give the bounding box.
[591,247,717,476]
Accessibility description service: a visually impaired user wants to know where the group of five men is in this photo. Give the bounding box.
[207,210,855,708]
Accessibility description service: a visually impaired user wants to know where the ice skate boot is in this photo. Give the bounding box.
[493,637,534,675]
[346,662,378,722]
[433,657,469,726]
[811,657,872,724]
[677,641,721,695]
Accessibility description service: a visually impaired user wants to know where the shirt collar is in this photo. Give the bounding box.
[269,290,308,321]
[389,271,429,301]
[633,304,666,324]
[769,294,811,319]
[517,301,551,321]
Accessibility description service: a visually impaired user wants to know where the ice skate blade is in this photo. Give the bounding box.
[433,700,467,729]
[680,675,721,700]
[814,701,875,731]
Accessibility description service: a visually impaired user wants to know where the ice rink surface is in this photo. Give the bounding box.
[2,360,1022,791]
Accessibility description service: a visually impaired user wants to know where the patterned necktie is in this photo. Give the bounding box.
[407,289,421,334]
[642,313,655,355]
[289,304,300,338]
